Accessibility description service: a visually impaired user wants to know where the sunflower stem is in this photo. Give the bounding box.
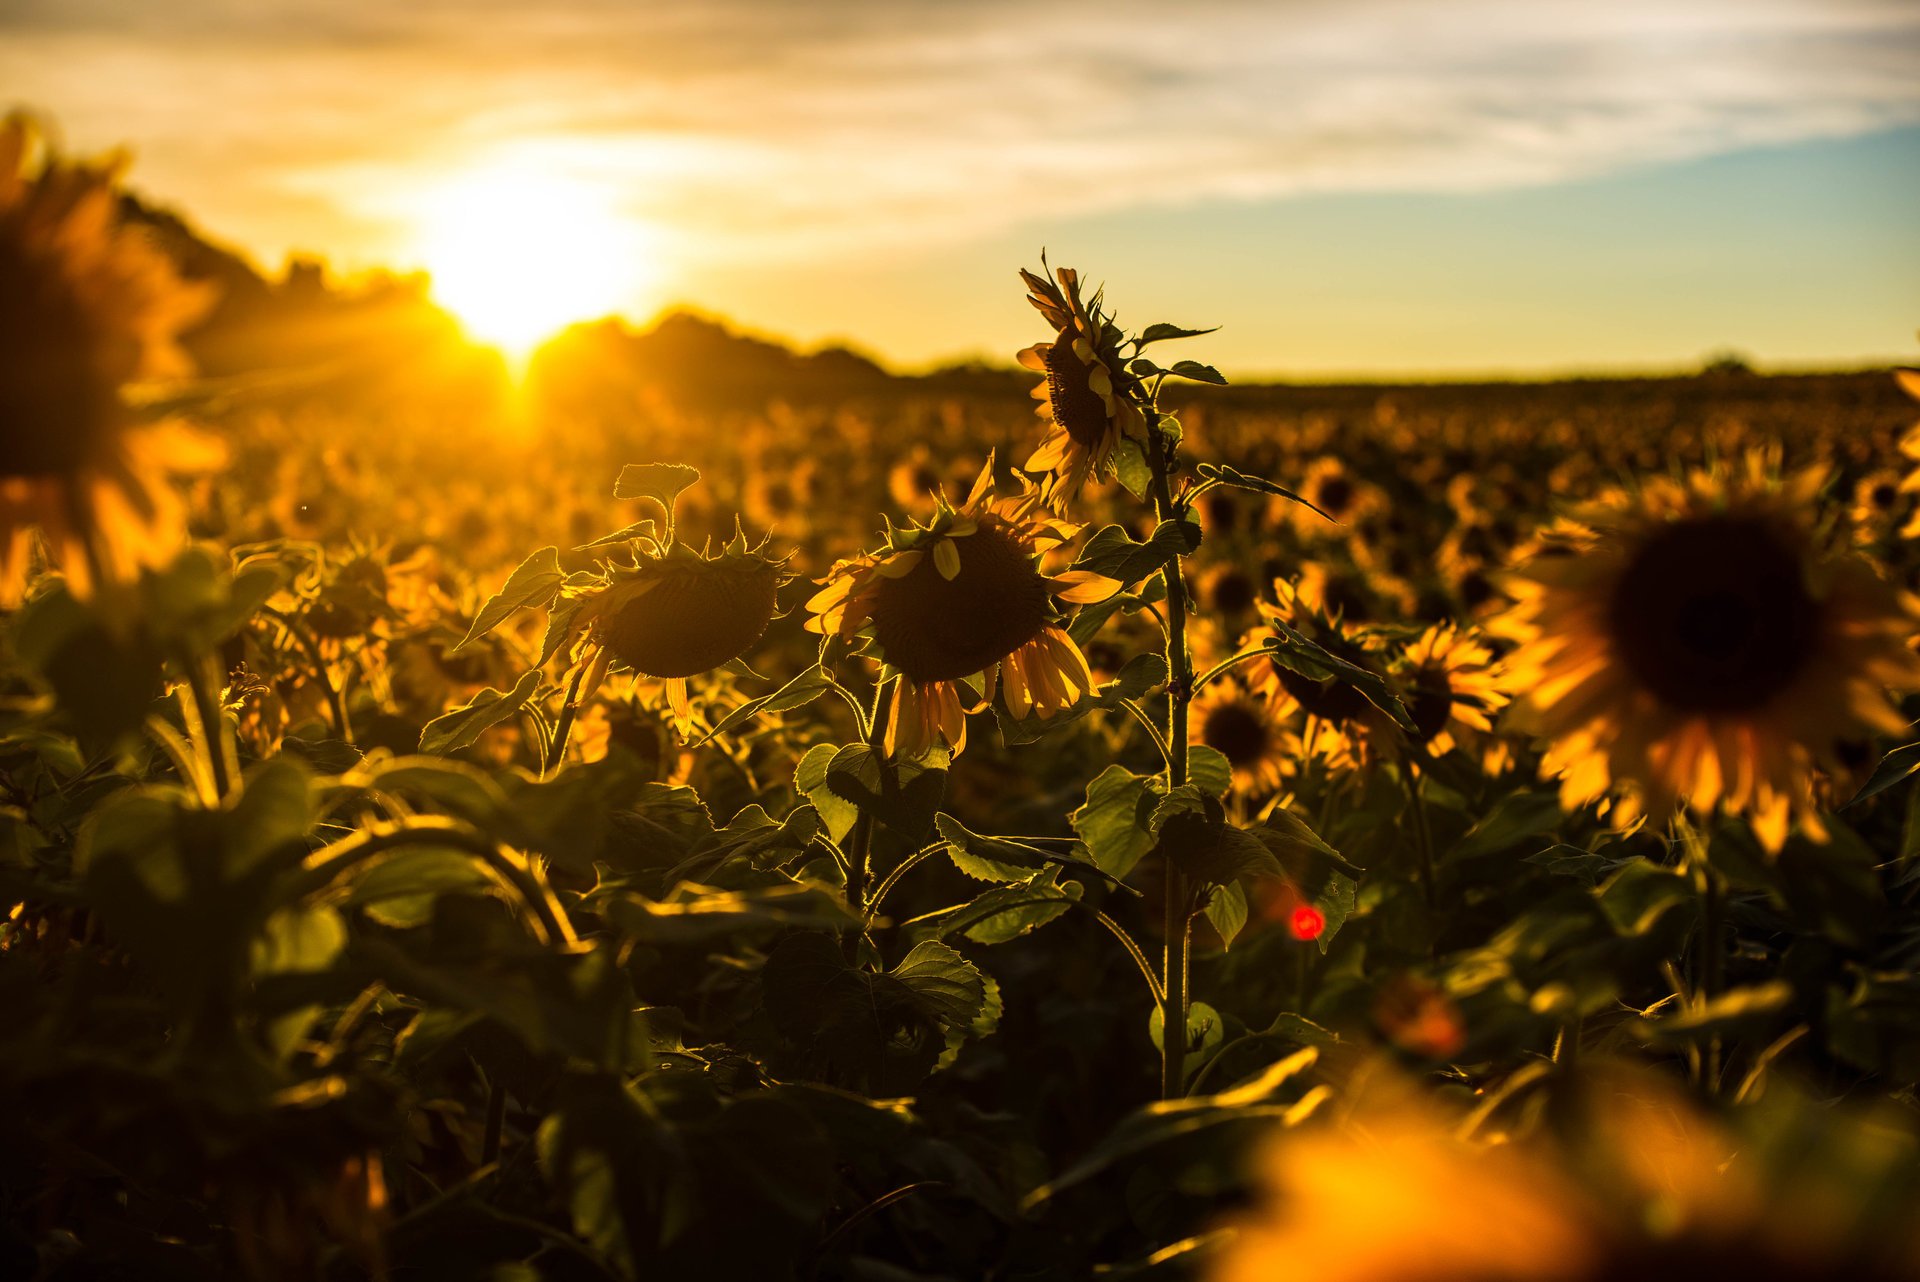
[845,677,895,958]
[542,664,590,777]
[1146,420,1194,1100]
[177,648,236,803]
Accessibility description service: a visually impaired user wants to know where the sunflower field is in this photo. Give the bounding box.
[7,117,1920,1282]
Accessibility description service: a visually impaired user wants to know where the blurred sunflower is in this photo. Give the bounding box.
[0,114,219,602]
[1494,461,1920,850]
[1016,261,1146,511]
[806,463,1117,756]
[555,527,790,731]
[1214,1062,1920,1282]
[1192,678,1289,795]
[1848,468,1909,548]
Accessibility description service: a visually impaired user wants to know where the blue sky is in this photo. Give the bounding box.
[3,0,1916,375]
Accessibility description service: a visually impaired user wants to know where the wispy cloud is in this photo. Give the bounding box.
[3,0,1916,277]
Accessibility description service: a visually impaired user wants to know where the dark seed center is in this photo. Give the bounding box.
[0,238,121,475]
[1043,336,1112,451]
[1606,515,1818,713]
[869,523,1050,683]
[1201,701,1270,767]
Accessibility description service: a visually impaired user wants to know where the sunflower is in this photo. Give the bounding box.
[1283,456,1381,535]
[1248,583,1399,768]
[556,528,790,732]
[1494,460,1920,851]
[1396,622,1509,766]
[805,463,1117,756]
[1849,468,1908,546]
[0,114,219,603]
[1214,1063,1920,1282]
[1016,261,1147,512]
[1192,678,1289,795]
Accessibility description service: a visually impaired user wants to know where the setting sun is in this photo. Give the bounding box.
[409,157,655,358]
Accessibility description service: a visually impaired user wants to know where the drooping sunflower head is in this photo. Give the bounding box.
[588,536,787,680]
[1494,460,1920,850]
[1016,260,1147,511]
[806,463,1117,755]
[0,114,219,599]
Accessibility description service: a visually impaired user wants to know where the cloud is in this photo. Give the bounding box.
[2,0,1916,274]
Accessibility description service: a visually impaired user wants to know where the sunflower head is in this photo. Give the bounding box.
[589,535,787,680]
[806,462,1116,755]
[1016,260,1147,510]
[1495,460,1920,850]
[0,114,219,599]
[1192,679,1289,795]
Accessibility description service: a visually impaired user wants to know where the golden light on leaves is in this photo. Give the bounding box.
[406,155,660,360]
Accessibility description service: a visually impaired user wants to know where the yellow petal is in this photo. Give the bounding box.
[933,539,963,580]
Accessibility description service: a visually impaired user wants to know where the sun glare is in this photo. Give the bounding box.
[409,158,655,360]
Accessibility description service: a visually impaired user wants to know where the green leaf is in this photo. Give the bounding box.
[418,669,543,755]
[603,881,855,944]
[1448,790,1566,863]
[1258,624,1413,731]
[1071,766,1161,879]
[1188,745,1232,797]
[1070,522,1202,589]
[1167,360,1228,386]
[1846,739,1920,807]
[1202,880,1248,949]
[1247,809,1359,951]
[11,584,164,742]
[926,870,1081,944]
[1023,1048,1322,1207]
[1148,999,1225,1063]
[347,847,497,928]
[1115,436,1151,498]
[687,664,831,746]
[761,933,997,1092]
[1635,980,1795,1043]
[452,547,564,654]
[1194,462,1332,522]
[1137,322,1220,347]
[935,813,1107,884]
[614,463,701,514]
[796,743,858,844]
[1153,788,1281,888]
[537,1072,690,1278]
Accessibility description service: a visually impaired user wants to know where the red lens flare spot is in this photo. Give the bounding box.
[1289,905,1326,941]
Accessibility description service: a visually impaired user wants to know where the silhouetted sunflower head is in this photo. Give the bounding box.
[1016,260,1147,512]
[1494,460,1920,850]
[0,113,219,600]
[806,461,1118,755]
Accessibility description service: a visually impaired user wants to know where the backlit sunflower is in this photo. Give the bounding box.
[1192,678,1290,795]
[1397,623,1509,766]
[805,463,1117,756]
[0,114,219,603]
[1494,460,1920,851]
[1016,261,1147,512]
[555,528,790,732]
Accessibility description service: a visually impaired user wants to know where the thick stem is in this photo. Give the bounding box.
[179,650,236,802]
[1147,424,1194,1100]
[844,678,896,956]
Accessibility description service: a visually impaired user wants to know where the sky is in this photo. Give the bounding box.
[3,0,1918,377]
